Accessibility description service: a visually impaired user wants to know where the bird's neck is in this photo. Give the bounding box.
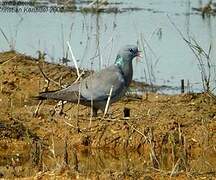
[114,55,133,86]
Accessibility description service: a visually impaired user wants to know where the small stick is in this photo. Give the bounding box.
[64,120,75,127]
[33,100,43,117]
[87,0,103,8]
[67,41,80,77]
[181,79,185,93]
[64,120,78,129]
[103,85,113,118]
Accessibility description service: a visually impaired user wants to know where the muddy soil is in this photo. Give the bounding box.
[0,51,215,179]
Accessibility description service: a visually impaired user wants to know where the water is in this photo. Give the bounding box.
[0,0,216,93]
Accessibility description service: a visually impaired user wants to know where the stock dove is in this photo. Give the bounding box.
[37,45,141,116]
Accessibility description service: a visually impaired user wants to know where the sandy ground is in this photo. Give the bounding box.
[0,51,215,179]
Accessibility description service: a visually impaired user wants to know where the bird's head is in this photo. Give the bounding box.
[115,45,141,66]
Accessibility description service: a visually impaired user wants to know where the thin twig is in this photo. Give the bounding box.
[64,120,77,129]
[73,70,85,84]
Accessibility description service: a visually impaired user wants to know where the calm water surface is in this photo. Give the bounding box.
[0,0,216,93]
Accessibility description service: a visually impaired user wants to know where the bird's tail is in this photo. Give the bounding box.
[33,90,57,100]
[34,89,81,102]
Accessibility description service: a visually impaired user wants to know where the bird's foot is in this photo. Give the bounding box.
[93,108,98,117]
[88,108,98,117]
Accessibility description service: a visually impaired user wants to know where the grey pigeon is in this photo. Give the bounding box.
[37,45,140,116]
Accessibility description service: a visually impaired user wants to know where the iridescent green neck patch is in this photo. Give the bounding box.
[114,55,124,67]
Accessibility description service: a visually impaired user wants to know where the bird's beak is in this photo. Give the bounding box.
[135,51,142,63]
[136,51,142,58]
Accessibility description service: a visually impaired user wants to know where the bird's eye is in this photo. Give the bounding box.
[129,48,134,53]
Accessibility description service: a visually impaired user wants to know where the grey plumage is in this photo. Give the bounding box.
[37,45,140,116]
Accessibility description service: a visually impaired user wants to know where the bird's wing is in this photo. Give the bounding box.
[37,83,82,102]
[80,65,126,101]
[37,65,126,102]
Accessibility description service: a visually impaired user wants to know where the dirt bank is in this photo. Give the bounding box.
[0,51,215,179]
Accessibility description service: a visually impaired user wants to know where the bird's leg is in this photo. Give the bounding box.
[93,108,98,117]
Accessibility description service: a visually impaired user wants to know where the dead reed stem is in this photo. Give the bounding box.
[103,85,113,118]
[67,41,80,77]
[168,15,214,93]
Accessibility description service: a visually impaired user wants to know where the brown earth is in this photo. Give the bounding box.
[0,51,215,179]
